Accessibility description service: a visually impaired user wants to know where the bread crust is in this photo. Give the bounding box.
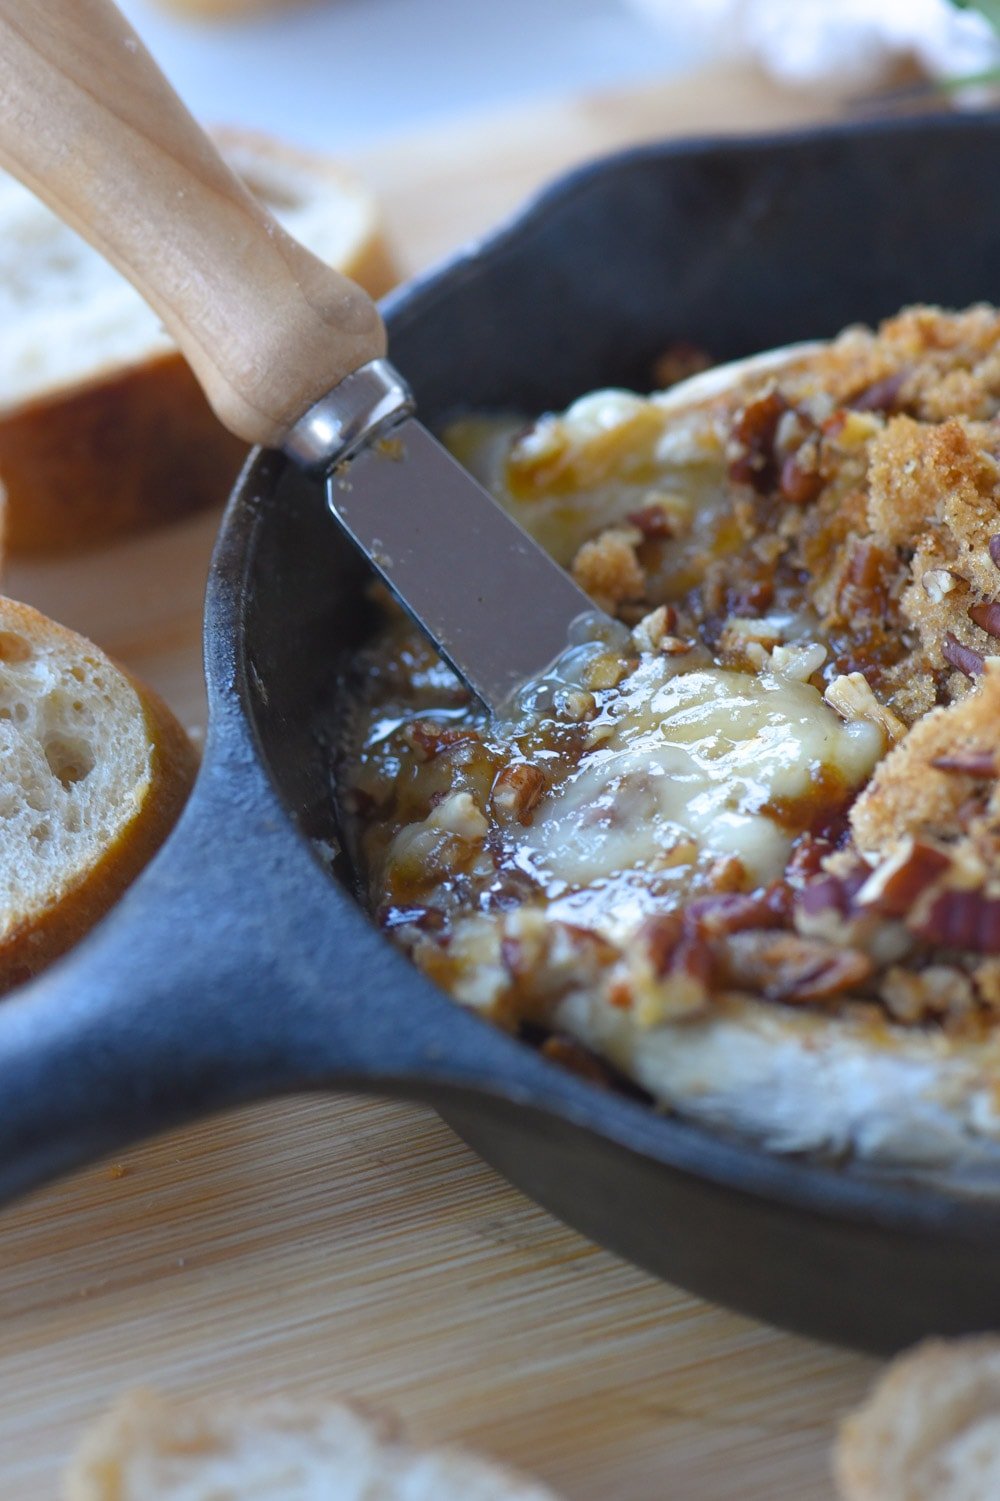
[835,1336,1000,1500]
[0,135,397,555]
[65,1387,561,1500]
[0,598,198,992]
[0,355,245,554]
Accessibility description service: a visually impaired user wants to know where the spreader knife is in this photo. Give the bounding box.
[0,0,609,714]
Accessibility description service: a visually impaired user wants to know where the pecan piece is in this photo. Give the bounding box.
[922,568,959,603]
[942,632,986,679]
[824,672,906,743]
[780,452,823,506]
[728,389,787,493]
[991,535,1000,569]
[719,931,873,1003]
[912,889,1000,955]
[856,839,952,918]
[969,600,1000,639]
[847,370,907,413]
[798,875,853,918]
[405,719,477,760]
[492,762,546,824]
[686,884,792,937]
[932,749,998,776]
[639,913,684,976]
[627,504,675,540]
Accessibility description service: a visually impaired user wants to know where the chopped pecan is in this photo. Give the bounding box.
[911,888,1000,954]
[671,935,713,989]
[686,884,792,936]
[728,389,787,493]
[798,875,852,918]
[639,913,684,976]
[554,686,597,722]
[787,834,835,884]
[880,963,974,1023]
[846,538,892,591]
[627,504,675,539]
[931,749,998,776]
[719,931,873,1003]
[848,370,907,413]
[492,762,546,824]
[704,855,748,894]
[632,919,713,1024]
[780,452,823,506]
[991,534,1000,569]
[921,568,959,603]
[969,600,1000,639]
[856,840,952,918]
[824,672,907,743]
[406,719,477,760]
[942,632,986,679]
[728,577,775,616]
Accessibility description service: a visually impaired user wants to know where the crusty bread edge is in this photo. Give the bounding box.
[833,1335,1000,1500]
[0,601,198,991]
[64,1387,559,1501]
[0,355,246,554]
[0,132,397,555]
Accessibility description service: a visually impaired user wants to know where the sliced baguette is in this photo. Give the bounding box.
[0,129,396,555]
[64,1388,562,1500]
[0,597,196,990]
[834,1336,1000,1500]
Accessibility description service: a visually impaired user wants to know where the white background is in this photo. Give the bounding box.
[116,0,706,151]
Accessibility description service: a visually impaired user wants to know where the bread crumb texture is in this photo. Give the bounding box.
[0,597,196,990]
[65,1388,561,1501]
[835,1335,1000,1501]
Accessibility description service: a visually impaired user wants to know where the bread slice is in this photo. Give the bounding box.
[64,1389,562,1500]
[834,1335,1000,1500]
[0,129,396,555]
[0,597,196,990]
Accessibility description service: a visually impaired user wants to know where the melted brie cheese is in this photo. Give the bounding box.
[514,658,882,941]
[443,346,823,570]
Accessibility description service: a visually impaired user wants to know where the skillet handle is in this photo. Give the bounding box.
[0,0,385,448]
[0,738,433,1205]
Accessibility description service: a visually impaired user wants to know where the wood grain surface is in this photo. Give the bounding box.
[1,64,882,1499]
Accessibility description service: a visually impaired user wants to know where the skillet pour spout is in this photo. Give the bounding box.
[6,116,1000,1351]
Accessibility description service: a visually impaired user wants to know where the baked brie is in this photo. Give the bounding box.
[340,306,1000,1188]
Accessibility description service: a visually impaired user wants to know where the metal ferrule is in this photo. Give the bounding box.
[282,359,416,474]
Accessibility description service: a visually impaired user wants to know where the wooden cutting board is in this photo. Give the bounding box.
[1,65,887,1500]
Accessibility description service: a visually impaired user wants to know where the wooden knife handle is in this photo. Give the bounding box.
[0,0,386,447]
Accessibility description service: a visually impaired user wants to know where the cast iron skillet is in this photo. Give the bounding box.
[2,114,1000,1355]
